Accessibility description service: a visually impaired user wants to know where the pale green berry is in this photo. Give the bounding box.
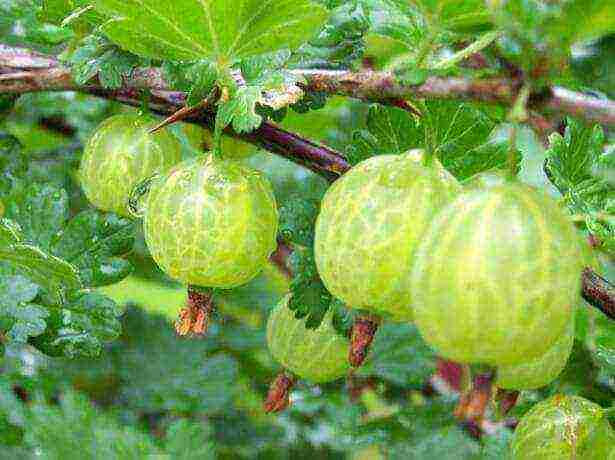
[314,153,461,322]
[143,155,278,288]
[80,113,181,217]
[512,395,615,459]
[411,182,584,365]
[496,316,574,390]
[266,294,350,383]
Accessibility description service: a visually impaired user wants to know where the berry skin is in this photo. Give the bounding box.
[266,295,350,383]
[314,153,460,322]
[80,113,181,217]
[512,395,615,459]
[411,182,584,365]
[143,155,278,288]
[496,317,574,390]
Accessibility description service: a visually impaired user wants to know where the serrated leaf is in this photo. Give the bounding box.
[0,241,81,303]
[94,0,329,62]
[346,104,423,165]
[216,86,263,133]
[163,60,219,106]
[404,0,491,33]
[359,322,435,388]
[39,292,123,357]
[4,183,68,251]
[348,102,518,180]
[545,119,614,254]
[291,1,370,69]
[64,34,141,90]
[287,246,332,328]
[5,303,48,343]
[51,210,135,287]
[278,193,319,246]
[0,273,38,308]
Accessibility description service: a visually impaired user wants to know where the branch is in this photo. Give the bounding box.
[293,69,615,126]
[1,44,615,318]
[582,267,615,320]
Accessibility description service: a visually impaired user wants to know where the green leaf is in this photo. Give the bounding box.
[359,322,435,388]
[348,102,518,180]
[0,239,81,304]
[403,0,491,33]
[287,246,332,328]
[94,0,329,62]
[5,303,48,343]
[51,210,135,287]
[422,101,519,180]
[164,419,216,459]
[277,193,319,247]
[63,34,141,89]
[163,60,219,106]
[545,119,614,254]
[0,134,27,197]
[346,104,422,165]
[216,86,263,133]
[291,1,370,69]
[24,391,160,457]
[4,183,69,251]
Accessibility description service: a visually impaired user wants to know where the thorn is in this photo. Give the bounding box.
[175,287,214,337]
[148,88,220,135]
[264,372,295,413]
[349,314,380,367]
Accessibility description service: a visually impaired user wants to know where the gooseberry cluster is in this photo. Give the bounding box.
[80,113,599,438]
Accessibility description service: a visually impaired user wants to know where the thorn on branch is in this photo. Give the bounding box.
[149,88,220,134]
[581,267,615,320]
[349,314,380,367]
[264,372,295,413]
[175,287,214,337]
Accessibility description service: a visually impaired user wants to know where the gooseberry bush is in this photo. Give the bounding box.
[0,0,614,457]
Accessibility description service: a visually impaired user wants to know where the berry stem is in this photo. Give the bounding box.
[263,372,296,413]
[454,370,495,435]
[494,388,520,418]
[175,286,215,337]
[349,314,380,368]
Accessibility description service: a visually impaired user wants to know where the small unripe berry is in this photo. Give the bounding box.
[80,113,181,216]
[512,395,615,459]
[143,155,278,288]
[267,295,350,383]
